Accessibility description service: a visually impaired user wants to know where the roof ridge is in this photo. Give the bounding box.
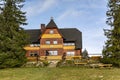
[46,19,58,28]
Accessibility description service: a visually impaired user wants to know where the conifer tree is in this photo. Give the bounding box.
[102,0,120,66]
[0,0,28,68]
[82,49,89,59]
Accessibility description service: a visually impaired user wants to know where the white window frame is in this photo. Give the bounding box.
[66,51,75,56]
[30,44,34,47]
[49,30,54,34]
[64,43,75,46]
[49,51,58,56]
[46,40,50,44]
[30,44,40,47]
[53,40,58,44]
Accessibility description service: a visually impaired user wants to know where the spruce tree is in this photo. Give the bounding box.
[102,0,120,66]
[0,0,28,68]
[82,49,89,59]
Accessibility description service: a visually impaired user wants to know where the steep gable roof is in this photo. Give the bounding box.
[46,19,58,29]
[25,28,82,49]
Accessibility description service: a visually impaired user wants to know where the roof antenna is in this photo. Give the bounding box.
[51,17,53,20]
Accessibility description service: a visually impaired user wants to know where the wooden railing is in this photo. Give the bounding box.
[27,56,82,61]
[24,47,40,50]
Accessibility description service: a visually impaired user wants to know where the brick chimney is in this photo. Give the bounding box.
[41,24,45,33]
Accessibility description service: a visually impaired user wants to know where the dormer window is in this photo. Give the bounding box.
[50,30,54,34]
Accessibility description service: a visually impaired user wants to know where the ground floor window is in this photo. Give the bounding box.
[29,51,38,57]
[66,51,75,56]
[48,51,58,56]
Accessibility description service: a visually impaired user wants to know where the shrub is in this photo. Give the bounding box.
[42,60,50,67]
[56,60,74,67]
[100,58,120,67]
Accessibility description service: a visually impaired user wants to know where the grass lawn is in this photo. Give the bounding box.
[0,67,120,80]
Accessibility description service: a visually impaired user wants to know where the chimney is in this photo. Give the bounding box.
[41,24,45,33]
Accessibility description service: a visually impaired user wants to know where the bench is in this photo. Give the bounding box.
[74,62,87,66]
[90,63,112,68]
[98,64,112,68]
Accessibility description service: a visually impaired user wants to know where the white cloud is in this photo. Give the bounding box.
[57,9,84,21]
[24,0,57,17]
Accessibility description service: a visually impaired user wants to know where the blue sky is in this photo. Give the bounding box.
[23,0,108,54]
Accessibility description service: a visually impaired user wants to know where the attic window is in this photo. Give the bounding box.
[50,30,54,34]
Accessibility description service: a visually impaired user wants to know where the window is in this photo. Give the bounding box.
[46,40,50,44]
[71,43,75,45]
[49,51,58,55]
[50,30,54,34]
[53,41,58,44]
[64,43,75,46]
[30,44,40,47]
[30,44,34,47]
[64,43,67,46]
[29,51,38,57]
[37,44,40,46]
[66,51,75,56]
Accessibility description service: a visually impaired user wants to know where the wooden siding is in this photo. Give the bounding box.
[41,34,62,38]
[63,46,75,49]
[40,45,63,48]
[24,47,40,50]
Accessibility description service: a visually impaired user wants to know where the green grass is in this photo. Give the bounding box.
[0,67,120,80]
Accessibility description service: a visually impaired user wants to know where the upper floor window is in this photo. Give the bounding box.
[64,43,75,46]
[49,30,54,34]
[49,51,58,56]
[30,44,40,47]
[53,40,58,44]
[46,40,50,44]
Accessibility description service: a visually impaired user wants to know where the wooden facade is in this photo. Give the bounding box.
[24,19,82,60]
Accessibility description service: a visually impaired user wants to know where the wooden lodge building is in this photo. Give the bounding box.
[24,18,82,60]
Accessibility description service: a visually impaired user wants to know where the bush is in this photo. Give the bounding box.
[42,60,50,67]
[56,60,74,67]
[100,58,120,67]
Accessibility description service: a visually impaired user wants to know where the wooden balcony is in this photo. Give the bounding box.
[27,56,62,61]
[40,45,63,48]
[24,47,40,50]
[27,56,82,61]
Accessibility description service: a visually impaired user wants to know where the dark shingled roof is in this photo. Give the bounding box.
[25,29,41,44]
[46,19,58,28]
[60,28,82,49]
[25,28,82,49]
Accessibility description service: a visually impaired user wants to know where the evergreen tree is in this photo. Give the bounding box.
[81,49,89,59]
[0,0,28,68]
[102,0,120,66]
